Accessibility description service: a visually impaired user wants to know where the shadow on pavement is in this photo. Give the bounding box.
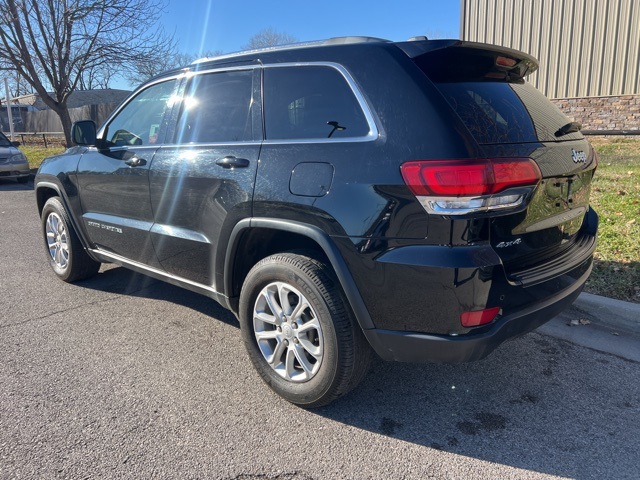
[74,265,239,329]
[313,333,638,479]
[0,178,34,191]
[71,262,638,479]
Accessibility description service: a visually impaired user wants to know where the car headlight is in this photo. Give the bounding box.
[9,153,27,164]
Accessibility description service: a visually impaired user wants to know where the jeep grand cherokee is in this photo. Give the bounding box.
[35,37,598,407]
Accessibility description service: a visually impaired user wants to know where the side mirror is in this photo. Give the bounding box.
[71,120,97,146]
[11,141,21,147]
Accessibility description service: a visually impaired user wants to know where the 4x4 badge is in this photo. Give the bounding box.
[571,149,587,164]
[496,238,522,248]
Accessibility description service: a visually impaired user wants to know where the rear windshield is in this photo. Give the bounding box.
[410,47,582,144]
[432,81,583,144]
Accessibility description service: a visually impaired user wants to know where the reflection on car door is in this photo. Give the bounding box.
[76,79,178,266]
[149,68,261,289]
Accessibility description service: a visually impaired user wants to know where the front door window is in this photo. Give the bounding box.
[104,79,177,146]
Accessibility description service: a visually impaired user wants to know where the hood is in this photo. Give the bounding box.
[0,146,20,157]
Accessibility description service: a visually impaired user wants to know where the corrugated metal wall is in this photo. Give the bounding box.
[460,0,640,99]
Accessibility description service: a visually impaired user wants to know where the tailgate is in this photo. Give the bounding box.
[406,40,597,284]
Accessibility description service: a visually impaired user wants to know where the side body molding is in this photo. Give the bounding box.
[224,218,376,330]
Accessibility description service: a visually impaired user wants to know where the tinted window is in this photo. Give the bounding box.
[105,79,177,147]
[174,70,254,144]
[264,66,370,140]
[433,82,582,144]
[434,82,538,144]
[0,131,11,147]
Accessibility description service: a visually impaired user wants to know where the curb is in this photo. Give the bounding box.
[572,292,640,334]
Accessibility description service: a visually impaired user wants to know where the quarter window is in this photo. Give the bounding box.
[173,70,254,144]
[264,66,370,140]
[105,79,177,147]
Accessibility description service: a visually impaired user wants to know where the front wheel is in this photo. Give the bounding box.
[41,197,100,282]
[239,253,372,408]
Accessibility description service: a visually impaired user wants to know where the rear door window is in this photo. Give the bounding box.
[173,70,254,144]
[264,65,370,140]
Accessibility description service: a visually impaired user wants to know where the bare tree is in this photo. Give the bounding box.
[0,66,33,98]
[129,49,223,84]
[77,63,117,91]
[243,28,298,50]
[0,0,175,146]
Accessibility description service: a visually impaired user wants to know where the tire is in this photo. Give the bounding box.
[41,197,100,282]
[239,252,372,408]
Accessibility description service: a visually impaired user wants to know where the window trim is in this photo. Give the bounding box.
[261,62,380,144]
[97,62,379,148]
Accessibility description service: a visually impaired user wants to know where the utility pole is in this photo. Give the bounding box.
[4,77,15,140]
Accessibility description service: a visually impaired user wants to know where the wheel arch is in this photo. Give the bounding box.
[35,182,63,216]
[224,218,375,330]
[35,180,96,260]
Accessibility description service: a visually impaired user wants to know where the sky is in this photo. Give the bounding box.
[159,0,461,61]
[109,0,461,90]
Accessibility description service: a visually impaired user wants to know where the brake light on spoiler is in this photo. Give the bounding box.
[401,158,542,215]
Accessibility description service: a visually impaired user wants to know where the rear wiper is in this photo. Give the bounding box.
[555,121,582,137]
[327,120,346,138]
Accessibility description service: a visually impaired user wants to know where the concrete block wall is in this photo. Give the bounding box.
[551,95,640,131]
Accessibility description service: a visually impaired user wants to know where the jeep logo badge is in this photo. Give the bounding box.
[571,149,587,164]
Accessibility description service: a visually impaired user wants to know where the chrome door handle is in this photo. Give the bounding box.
[125,156,146,167]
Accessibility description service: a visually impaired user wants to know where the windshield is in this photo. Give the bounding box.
[0,131,12,147]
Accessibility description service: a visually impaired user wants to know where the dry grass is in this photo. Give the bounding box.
[20,145,66,170]
[586,137,640,303]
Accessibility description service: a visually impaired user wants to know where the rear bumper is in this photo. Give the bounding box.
[363,259,591,363]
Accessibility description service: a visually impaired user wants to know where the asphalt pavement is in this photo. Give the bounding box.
[1,179,639,479]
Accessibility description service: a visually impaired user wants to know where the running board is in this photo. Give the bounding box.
[89,248,232,310]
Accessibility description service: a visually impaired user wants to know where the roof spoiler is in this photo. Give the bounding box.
[396,39,539,81]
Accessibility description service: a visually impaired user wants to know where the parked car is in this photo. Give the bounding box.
[0,131,29,183]
[34,37,598,407]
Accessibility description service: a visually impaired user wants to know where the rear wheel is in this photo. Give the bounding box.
[239,253,372,408]
[41,197,100,282]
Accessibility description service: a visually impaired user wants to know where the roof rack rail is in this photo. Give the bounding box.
[191,36,391,65]
[323,36,391,45]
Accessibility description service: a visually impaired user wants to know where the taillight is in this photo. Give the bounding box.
[401,158,541,215]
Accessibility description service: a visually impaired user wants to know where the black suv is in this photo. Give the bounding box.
[35,37,598,407]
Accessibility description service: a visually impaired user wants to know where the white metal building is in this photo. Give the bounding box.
[460,0,640,130]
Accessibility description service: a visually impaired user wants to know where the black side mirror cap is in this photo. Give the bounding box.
[71,120,97,146]
[10,141,20,147]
